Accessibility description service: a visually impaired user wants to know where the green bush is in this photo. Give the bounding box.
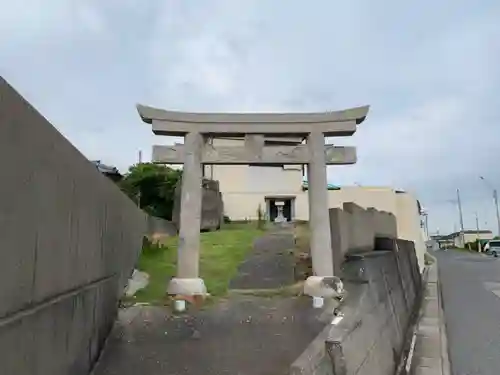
[119,163,182,220]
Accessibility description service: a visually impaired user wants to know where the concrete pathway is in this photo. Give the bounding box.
[434,249,500,375]
[92,296,324,375]
[229,229,296,290]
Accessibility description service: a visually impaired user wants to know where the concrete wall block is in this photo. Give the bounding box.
[329,207,350,275]
[386,271,410,333]
[387,273,407,319]
[0,196,38,318]
[396,249,416,308]
[89,280,119,368]
[357,326,397,375]
[321,242,422,375]
[382,254,400,293]
[0,77,146,374]
[368,208,397,239]
[381,263,407,350]
[56,290,93,375]
[341,256,371,283]
[398,239,421,290]
[343,202,375,253]
[360,252,389,281]
[394,250,411,305]
[341,302,393,372]
[0,315,36,375]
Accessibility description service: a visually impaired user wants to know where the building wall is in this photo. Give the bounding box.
[212,160,426,269]
[453,232,494,248]
[464,232,494,243]
[206,137,305,220]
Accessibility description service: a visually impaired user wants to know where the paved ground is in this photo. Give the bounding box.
[94,230,321,375]
[435,249,500,375]
[229,230,296,290]
[93,296,324,375]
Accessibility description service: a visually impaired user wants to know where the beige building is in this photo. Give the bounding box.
[202,137,427,269]
[451,230,493,248]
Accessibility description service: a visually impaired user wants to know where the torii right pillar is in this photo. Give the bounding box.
[307,130,334,277]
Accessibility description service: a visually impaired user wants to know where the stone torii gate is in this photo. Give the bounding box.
[137,104,370,302]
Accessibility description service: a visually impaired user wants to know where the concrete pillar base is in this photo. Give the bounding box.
[167,277,207,296]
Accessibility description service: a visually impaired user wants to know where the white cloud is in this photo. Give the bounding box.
[1,0,500,233]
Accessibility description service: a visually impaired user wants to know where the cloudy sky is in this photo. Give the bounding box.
[1,0,500,234]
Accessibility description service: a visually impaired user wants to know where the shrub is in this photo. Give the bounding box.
[257,204,265,230]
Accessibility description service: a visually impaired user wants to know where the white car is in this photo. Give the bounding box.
[485,240,500,257]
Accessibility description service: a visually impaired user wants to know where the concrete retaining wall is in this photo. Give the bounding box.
[329,204,398,274]
[0,77,146,375]
[291,239,422,375]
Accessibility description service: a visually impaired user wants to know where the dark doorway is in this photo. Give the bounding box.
[268,199,293,222]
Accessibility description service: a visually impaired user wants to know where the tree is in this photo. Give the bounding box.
[120,163,182,220]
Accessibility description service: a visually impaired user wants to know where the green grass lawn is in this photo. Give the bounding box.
[132,223,265,304]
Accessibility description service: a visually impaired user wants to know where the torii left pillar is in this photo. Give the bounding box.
[167,131,207,309]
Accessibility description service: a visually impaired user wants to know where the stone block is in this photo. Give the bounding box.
[343,202,375,253]
[172,177,224,231]
[368,208,397,239]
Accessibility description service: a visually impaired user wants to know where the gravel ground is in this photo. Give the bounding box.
[92,296,324,375]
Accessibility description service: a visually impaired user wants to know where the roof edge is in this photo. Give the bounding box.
[136,104,370,125]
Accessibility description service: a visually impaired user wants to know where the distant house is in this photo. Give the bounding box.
[434,230,493,248]
[91,160,123,183]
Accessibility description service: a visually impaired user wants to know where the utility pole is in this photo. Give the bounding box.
[494,189,500,237]
[457,189,465,247]
[475,212,481,252]
[479,176,500,237]
[138,150,143,164]
[420,208,429,240]
[425,213,429,240]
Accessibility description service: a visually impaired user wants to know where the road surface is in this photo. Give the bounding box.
[435,249,500,375]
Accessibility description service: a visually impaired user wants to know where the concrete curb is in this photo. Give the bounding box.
[437,264,451,375]
[289,323,333,375]
[410,263,451,375]
[228,282,305,297]
[398,266,429,375]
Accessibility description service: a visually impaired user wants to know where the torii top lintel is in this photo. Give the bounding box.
[136,104,369,137]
